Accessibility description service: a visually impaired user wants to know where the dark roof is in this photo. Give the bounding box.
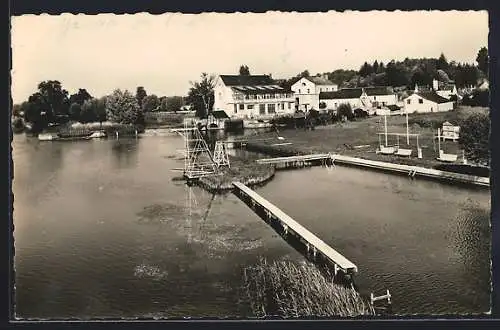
[364,86,394,96]
[306,76,337,86]
[319,88,362,100]
[414,91,451,104]
[210,110,230,119]
[219,75,274,86]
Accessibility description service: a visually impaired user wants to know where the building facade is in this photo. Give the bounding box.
[432,79,459,100]
[291,76,338,111]
[403,91,454,113]
[318,87,396,111]
[213,75,295,119]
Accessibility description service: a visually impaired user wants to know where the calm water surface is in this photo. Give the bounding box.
[12,131,490,318]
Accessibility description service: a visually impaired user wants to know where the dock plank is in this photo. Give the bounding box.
[232,181,357,273]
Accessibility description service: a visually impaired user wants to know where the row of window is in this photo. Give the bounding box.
[234,102,293,114]
[233,93,293,101]
[407,99,424,104]
[297,87,335,94]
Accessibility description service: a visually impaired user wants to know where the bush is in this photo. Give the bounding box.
[337,103,354,121]
[458,111,490,166]
[12,117,25,133]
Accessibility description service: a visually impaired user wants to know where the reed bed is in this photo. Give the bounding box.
[242,258,374,318]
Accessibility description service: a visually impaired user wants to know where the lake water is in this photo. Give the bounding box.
[12,130,491,319]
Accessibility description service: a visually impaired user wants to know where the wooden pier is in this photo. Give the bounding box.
[232,181,357,275]
[254,153,489,187]
[255,154,333,169]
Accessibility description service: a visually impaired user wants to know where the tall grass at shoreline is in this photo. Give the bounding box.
[242,258,374,318]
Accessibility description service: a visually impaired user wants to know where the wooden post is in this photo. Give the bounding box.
[115,131,119,139]
[406,108,410,145]
[384,115,388,147]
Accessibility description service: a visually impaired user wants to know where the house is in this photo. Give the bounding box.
[291,76,338,111]
[213,75,295,119]
[207,110,230,128]
[432,79,459,100]
[364,87,398,107]
[403,90,454,113]
[318,86,396,111]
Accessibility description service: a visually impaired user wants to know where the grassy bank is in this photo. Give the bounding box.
[242,258,374,318]
[198,155,275,193]
[245,107,488,174]
[40,121,143,137]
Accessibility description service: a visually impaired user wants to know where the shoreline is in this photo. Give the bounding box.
[244,141,489,189]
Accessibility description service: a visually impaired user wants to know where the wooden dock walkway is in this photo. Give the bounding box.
[254,153,489,187]
[255,154,332,165]
[232,181,358,274]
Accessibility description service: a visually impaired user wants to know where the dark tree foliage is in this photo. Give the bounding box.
[136,86,147,108]
[69,88,92,106]
[337,103,354,121]
[459,111,490,166]
[239,65,250,75]
[186,73,215,118]
[476,47,488,77]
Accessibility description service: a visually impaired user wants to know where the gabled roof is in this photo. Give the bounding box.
[305,76,337,86]
[219,75,274,86]
[319,88,363,100]
[210,110,230,119]
[412,91,452,104]
[386,104,401,111]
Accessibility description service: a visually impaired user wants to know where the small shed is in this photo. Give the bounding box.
[207,110,230,128]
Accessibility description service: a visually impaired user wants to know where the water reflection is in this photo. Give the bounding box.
[111,138,140,169]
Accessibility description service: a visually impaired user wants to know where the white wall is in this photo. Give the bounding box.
[321,98,361,110]
[368,94,397,106]
[292,77,319,110]
[403,93,453,113]
[315,84,338,94]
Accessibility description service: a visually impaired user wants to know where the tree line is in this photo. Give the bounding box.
[13,81,188,133]
[277,47,488,90]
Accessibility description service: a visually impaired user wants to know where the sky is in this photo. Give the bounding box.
[11,10,488,103]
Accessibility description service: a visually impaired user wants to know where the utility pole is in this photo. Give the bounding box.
[406,108,409,145]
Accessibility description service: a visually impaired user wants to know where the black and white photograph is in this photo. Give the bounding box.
[11,10,491,319]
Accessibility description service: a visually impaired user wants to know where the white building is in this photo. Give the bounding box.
[213,75,295,119]
[291,76,338,111]
[403,91,454,114]
[318,87,397,111]
[432,79,459,100]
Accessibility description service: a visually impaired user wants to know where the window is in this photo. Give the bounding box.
[259,104,266,115]
[307,89,310,93]
[374,96,377,100]
[281,103,285,110]
[299,89,301,93]
[247,104,254,110]
[418,99,423,104]
[320,88,323,92]
[234,104,238,113]
[288,102,292,109]
[268,104,276,114]
[239,103,244,110]
[407,99,411,104]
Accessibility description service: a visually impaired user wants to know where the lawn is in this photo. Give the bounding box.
[245,106,488,169]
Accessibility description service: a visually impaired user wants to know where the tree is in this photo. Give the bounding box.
[106,89,141,124]
[186,73,215,118]
[239,65,250,75]
[136,86,147,108]
[159,96,168,111]
[436,53,449,71]
[476,47,488,76]
[69,102,82,121]
[299,70,310,78]
[37,80,70,119]
[95,97,107,123]
[69,88,92,106]
[80,99,98,123]
[142,94,159,112]
[372,60,379,74]
[459,111,490,166]
[12,104,22,117]
[359,62,373,77]
[166,96,184,112]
